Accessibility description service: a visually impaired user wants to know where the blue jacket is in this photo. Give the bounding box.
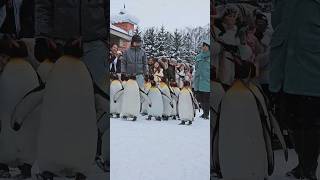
[269,0,320,97]
[194,50,210,92]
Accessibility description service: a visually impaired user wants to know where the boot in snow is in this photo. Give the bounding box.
[178,121,185,125]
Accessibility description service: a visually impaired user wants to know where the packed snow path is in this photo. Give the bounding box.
[111,112,211,180]
[212,150,320,180]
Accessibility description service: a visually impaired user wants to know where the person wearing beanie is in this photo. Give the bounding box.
[121,34,148,88]
[194,38,210,119]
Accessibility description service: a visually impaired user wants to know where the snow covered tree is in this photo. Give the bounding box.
[154,26,168,57]
[143,27,157,58]
[171,29,184,58]
[182,32,194,61]
[134,25,142,36]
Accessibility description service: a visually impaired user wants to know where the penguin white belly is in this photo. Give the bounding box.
[178,90,194,121]
[0,58,39,165]
[141,100,149,114]
[148,89,163,117]
[110,81,123,115]
[160,87,172,116]
[218,82,267,179]
[211,81,225,112]
[37,60,54,82]
[37,56,97,176]
[171,99,177,116]
[101,128,110,165]
[120,80,140,117]
[171,88,180,116]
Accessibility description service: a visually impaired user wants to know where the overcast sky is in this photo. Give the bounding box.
[110,0,210,32]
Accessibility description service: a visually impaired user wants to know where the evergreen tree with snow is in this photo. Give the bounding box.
[171,29,184,58]
[182,32,194,61]
[134,25,142,36]
[154,26,168,57]
[143,27,157,58]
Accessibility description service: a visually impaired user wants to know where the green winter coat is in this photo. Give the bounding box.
[270,0,320,97]
[193,50,210,92]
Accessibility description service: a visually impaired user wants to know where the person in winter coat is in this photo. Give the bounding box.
[176,63,185,88]
[35,0,108,92]
[109,43,121,74]
[34,0,109,174]
[270,1,320,179]
[194,38,210,119]
[167,58,177,82]
[213,4,241,90]
[160,57,170,82]
[153,61,164,84]
[121,34,148,88]
[0,0,38,69]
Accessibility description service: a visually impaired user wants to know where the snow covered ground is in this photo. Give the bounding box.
[212,150,320,180]
[0,164,108,180]
[111,112,211,180]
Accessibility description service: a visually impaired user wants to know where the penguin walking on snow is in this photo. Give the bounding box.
[33,40,98,180]
[169,81,180,120]
[114,74,151,121]
[159,79,173,120]
[141,75,152,116]
[178,81,199,125]
[0,41,40,179]
[213,60,288,180]
[146,80,163,121]
[110,73,123,118]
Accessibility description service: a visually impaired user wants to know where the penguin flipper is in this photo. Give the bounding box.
[11,85,45,129]
[97,113,109,135]
[95,93,109,122]
[212,103,222,178]
[113,89,124,103]
[139,91,152,107]
[269,113,288,161]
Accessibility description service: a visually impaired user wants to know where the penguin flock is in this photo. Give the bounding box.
[0,40,109,180]
[110,74,200,125]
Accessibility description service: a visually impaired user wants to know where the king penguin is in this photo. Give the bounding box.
[213,61,288,180]
[110,73,123,118]
[178,81,199,125]
[114,74,151,121]
[146,80,163,121]
[0,41,39,178]
[35,41,98,179]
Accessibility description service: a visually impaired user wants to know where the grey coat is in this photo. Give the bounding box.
[121,47,148,75]
[35,0,107,42]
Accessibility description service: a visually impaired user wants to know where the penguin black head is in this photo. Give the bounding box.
[183,81,190,87]
[34,38,62,63]
[234,60,256,79]
[150,80,157,87]
[148,75,154,81]
[110,73,118,80]
[170,81,178,88]
[1,40,29,58]
[129,74,136,80]
[121,73,129,81]
[160,77,167,83]
[144,74,149,81]
[63,39,83,58]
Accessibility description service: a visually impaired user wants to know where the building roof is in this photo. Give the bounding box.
[111,8,139,25]
[110,24,132,41]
